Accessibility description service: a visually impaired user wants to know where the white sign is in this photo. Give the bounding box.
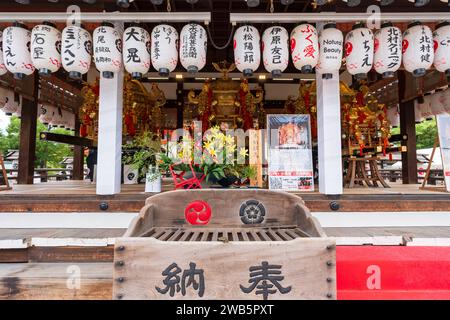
[437,114,450,192]
[267,114,314,191]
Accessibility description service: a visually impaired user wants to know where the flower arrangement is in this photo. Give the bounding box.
[159,126,256,186]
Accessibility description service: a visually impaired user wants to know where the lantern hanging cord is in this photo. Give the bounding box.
[206,24,235,50]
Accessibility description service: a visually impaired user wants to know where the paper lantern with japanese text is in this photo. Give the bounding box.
[402,22,434,77]
[433,22,450,77]
[151,24,178,77]
[262,26,289,77]
[374,22,402,78]
[0,87,9,110]
[290,23,319,73]
[0,31,8,76]
[62,25,92,80]
[180,23,207,74]
[3,23,35,80]
[430,90,447,115]
[49,107,64,128]
[93,22,123,79]
[344,23,374,80]
[316,23,343,79]
[38,103,54,125]
[234,25,261,77]
[123,26,151,79]
[443,87,450,113]
[421,94,434,119]
[13,96,22,118]
[1,91,19,116]
[31,22,62,76]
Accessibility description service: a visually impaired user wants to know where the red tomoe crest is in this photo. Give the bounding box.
[402,39,409,54]
[374,38,379,53]
[433,40,438,52]
[185,200,212,225]
[290,38,296,53]
[233,39,237,50]
[344,42,353,57]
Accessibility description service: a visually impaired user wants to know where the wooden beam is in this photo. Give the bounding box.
[39,132,95,148]
[17,75,38,185]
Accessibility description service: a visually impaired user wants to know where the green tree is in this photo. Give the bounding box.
[0,116,72,168]
[390,118,437,150]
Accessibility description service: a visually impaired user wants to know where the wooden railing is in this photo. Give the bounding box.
[3,168,77,182]
[380,169,444,185]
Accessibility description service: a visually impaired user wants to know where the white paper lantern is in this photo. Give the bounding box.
[151,24,178,76]
[262,26,289,77]
[430,90,447,115]
[0,31,8,76]
[414,99,425,123]
[234,25,261,77]
[402,22,434,77]
[123,26,151,80]
[3,23,35,80]
[62,25,92,80]
[386,105,400,127]
[290,23,319,74]
[38,103,54,125]
[316,23,343,79]
[93,22,123,79]
[49,106,64,128]
[433,22,450,77]
[180,23,207,74]
[2,91,19,116]
[31,22,62,76]
[344,23,374,80]
[0,87,8,109]
[374,22,402,78]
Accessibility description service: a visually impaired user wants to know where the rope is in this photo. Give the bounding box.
[206,24,235,50]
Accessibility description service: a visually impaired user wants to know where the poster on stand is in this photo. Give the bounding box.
[437,114,450,192]
[267,114,314,191]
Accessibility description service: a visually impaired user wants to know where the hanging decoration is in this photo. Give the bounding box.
[123,25,151,80]
[316,22,343,79]
[402,21,434,77]
[50,107,64,128]
[62,25,92,80]
[79,76,166,140]
[1,90,19,116]
[93,22,123,79]
[262,26,289,77]
[430,90,447,115]
[414,99,425,123]
[386,105,400,127]
[344,23,374,80]
[31,22,62,76]
[290,23,319,74]
[3,23,35,80]
[38,103,55,125]
[180,23,208,74]
[374,22,402,78]
[234,25,261,77]
[0,31,8,76]
[151,24,178,77]
[433,21,450,78]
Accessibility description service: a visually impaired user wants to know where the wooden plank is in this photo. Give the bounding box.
[28,246,114,263]
[267,230,284,241]
[166,229,183,241]
[0,249,28,263]
[113,237,336,300]
[178,231,192,242]
[0,263,112,300]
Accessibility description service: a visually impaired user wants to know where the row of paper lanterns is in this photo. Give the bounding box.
[0,21,207,80]
[0,87,75,130]
[414,87,450,122]
[236,21,450,79]
[0,21,449,80]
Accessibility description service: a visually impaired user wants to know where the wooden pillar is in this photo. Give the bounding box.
[399,99,418,184]
[176,81,184,128]
[72,118,84,180]
[398,70,418,184]
[17,74,38,185]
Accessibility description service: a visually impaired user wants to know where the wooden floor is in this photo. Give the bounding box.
[1,179,448,195]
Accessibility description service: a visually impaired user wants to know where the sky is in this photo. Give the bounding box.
[0,110,10,133]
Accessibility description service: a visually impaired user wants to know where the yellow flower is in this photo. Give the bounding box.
[239,147,248,158]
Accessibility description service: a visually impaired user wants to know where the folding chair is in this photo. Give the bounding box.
[169,162,205,190]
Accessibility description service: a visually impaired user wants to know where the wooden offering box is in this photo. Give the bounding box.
[113,189,336,300]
